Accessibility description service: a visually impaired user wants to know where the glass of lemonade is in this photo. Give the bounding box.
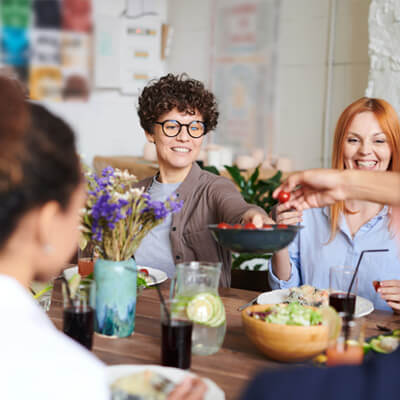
[170,262,226,356]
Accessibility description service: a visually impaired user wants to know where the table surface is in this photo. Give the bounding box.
[49,281,400,400]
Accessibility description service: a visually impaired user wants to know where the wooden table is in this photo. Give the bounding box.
[49,283,400,400]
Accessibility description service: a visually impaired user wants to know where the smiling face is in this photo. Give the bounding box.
[146,108,204,181]
[343,111,392,171]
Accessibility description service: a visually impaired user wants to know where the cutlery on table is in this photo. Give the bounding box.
[237,296,259,312]
[376,324,392,333]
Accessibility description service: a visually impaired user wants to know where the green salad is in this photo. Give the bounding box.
[251,302,323,326]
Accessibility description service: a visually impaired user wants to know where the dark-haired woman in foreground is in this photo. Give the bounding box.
[134,74,273,286]
[0,78,109,399]
[0,78,205,400]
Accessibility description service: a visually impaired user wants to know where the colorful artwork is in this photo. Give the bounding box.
[0,0,91,101]
[211,0,280,157]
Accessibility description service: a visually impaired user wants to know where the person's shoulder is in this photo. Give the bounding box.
[0,322,109,399]
[27,321,104,370]
[198,168,236,188]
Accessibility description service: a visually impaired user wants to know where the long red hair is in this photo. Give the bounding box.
[330,97,400,240]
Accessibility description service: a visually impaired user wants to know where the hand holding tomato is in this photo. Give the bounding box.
[278,191,290,203]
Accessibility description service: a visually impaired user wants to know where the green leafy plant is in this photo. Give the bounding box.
[232,253,271,271]
[224,165,282,214]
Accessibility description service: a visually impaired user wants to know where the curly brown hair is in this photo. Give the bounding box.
[138,73,219,134]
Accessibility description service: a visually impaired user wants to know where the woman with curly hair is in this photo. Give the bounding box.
[134,73,272,287]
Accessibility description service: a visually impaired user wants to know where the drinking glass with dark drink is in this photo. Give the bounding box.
[62,278,95,350]
[329,266,358,314]
[160,299,193,370]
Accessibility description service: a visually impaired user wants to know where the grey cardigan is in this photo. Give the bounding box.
[133,163,265,287]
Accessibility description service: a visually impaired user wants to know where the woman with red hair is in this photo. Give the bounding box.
[269,97,400,312]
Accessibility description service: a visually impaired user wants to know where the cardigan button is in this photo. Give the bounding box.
[172,226,176,231]
[176,255,181,260]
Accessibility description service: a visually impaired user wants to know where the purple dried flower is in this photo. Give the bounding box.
[102,166,114,177]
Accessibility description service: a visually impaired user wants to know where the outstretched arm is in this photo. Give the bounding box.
[273,169,400,210]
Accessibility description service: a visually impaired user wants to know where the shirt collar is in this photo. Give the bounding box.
[174,162,201,199]
[322,205,389,218]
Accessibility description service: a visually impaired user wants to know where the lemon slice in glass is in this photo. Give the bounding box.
[186,293,225,327]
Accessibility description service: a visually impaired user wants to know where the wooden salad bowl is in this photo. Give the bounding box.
[242,304,328,362]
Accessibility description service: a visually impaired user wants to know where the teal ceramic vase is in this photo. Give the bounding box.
[94,258,137,337]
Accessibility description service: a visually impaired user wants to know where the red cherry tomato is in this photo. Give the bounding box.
[277,224,288,229]
[217,222,231,229]
[373,280,381,292]
[244,222,256,230]
[263,224,272,229]
[233,224,242,229]
[139,268,149,276]
[278,191,290,203]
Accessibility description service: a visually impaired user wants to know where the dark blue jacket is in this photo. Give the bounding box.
[240,348,400,399]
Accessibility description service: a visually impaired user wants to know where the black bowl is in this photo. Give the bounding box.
[208,224,303,254]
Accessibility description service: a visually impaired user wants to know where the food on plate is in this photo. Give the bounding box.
[138,268,153,286]
[369,333,400,354]
[248,302,323,327]
[286,285,329,307]
[278,190,290,203]
[111,370,175,400]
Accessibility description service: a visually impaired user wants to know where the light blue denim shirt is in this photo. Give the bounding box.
[268,206,400,311]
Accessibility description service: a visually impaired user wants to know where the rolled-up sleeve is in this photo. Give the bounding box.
[268,235,302,289]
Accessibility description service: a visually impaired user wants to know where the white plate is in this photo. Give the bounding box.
[63,265,168,286]
[138,266,168,286]
[257,288,374,318]
[107,364,225,400]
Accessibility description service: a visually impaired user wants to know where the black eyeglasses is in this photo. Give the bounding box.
[154,120,206,138]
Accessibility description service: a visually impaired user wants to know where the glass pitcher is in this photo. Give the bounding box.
[170,261,226,356]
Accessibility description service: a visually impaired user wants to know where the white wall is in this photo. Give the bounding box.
[46,0,370,170]
[43,92,145,166]
[41,0,168,166]
[167,0,370,170]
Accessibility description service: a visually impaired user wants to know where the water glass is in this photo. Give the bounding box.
[62,278,96,350]
[31,281,53,312]
[160,299,193,369]
[329,266,358,314]
[37,290,52,312]
[326,313,365,366]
